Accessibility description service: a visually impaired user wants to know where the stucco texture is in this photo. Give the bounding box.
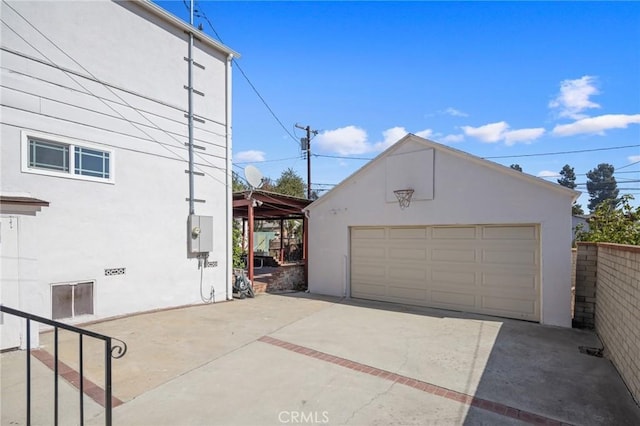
[306,135,577,327]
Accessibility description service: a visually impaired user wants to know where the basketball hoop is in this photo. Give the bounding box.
[393,189,414,210]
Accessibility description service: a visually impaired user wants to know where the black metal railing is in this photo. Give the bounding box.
[0,305,127,426]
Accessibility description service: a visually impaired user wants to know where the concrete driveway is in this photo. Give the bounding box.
[2,293,639,425]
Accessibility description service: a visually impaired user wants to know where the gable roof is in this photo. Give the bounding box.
[135,0,240,58]
[306,134,580,210]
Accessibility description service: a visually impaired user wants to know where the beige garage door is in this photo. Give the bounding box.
[350,225,540,321]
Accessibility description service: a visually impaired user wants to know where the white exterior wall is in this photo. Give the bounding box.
[1,1,234,345]
[307,138,575,327]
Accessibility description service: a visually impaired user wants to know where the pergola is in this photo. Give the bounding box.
[232,190,313,284]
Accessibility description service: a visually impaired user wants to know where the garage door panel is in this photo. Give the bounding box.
[482,272,537,289]
[389,267,426,281]
[352,228,386,239]
[431,291,477,308]
[388,285,428,300]
[432,226,478,240]
[481,296,537,317]
[389,247,427,261]
[482,249,537,266]
[431,270,477,286]
[432,248,476,263]
[482,226,537,240]
[351,225,540,322]
[351,282,386,297]
[389,227,427,239]
[351,265,386,279]
[352,246,386,259]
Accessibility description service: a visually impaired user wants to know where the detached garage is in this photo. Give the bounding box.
[306,135,578,327]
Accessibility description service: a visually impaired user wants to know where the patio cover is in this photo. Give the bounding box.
[232,190,313,283]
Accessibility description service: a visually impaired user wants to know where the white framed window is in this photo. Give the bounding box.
[22,131,114,183]
[51,281,95,320]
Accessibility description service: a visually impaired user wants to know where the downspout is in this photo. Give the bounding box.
[225,53,234,300]
[187,0,195,216]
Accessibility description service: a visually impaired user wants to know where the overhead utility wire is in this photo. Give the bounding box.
[617,160,640,170]
[314,144,640,162]
[192,1,299,145]
[234,155,302,165]
[2,3,227,168]
[483,144,640,159]
[539,169,639,180]
[1,5,229,188]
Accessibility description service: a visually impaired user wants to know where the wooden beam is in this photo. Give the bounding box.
[248,200,254,283]
[280,219,284,263]
[303,215,308,288]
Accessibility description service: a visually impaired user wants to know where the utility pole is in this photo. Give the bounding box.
[295,123,318,199]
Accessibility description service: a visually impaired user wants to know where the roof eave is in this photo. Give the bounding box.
[135,0,240,58]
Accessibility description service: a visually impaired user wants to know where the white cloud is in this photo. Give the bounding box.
[414,128,434,139]
[315,126,369,155]
[372,126,409,151]
[549,75,600,119]
[462,121,545,145]
[235,150,265,162]
[440,134,464,144]
[503,128,546,146]
[537,170,560,178]
[628,155,640,163]
[316,126,433,155]
[443,107,469,117]
[461,121,509,143]
[552,114,640,136]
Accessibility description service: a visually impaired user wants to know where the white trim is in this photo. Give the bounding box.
[21,130,115,184]
[135,0,240,58]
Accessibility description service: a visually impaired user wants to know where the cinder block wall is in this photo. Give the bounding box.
[594,243,640,404]
[571,248,577,318]
[573,243,598,328]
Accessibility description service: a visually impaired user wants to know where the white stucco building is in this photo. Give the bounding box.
[306,135,579,327]
[1,0,238,350]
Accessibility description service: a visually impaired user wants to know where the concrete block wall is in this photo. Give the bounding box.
[594,243,640,404]
[571,248,576,318]
[573,243,598,328]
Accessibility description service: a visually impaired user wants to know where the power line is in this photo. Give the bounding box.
[483,144,640,159]
[234,155,302,165]
[1,7,230,188]
[313,153,374,160]
[617,160,640,170]
[192,2,299,145]
[313,145,640,162]
[540,169,639,180]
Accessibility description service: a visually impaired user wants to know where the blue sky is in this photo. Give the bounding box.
[156,1,640,209]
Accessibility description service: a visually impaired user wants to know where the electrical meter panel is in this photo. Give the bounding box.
[188,215,213,253]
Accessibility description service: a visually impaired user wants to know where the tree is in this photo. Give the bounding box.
[260,177,275,192]
[557,164,576,189]
[274,168,306,198]
[586,163,619,212]
[576,195,640,245]
[557,164,584,215]
[510,164,523,172]
[232,171,247,192]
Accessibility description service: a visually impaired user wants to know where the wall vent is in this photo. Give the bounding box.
[105,267,126,276]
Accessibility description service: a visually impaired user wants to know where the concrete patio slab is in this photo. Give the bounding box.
[2,293,639,425]
[1,349,103,425]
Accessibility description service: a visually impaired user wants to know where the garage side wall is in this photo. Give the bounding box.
[307,140,574,327]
